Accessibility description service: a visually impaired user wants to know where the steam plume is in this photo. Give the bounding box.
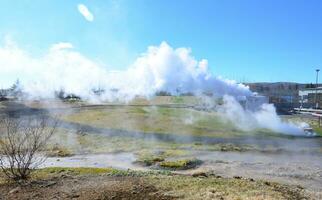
[0,40,251,101]
[0,39,310,136]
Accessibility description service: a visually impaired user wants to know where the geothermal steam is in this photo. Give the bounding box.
[0,39,308,136]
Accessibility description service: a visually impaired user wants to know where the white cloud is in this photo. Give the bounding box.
[50,42,73,51]
[77,4,94,22]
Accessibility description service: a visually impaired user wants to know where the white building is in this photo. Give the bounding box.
[299,87,322,103]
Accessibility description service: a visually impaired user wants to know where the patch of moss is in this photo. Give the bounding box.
[135,156,165,166]
[134,149,190,166]
[159,158,203,170]
[38,167,114,175]
[32,167,116,180]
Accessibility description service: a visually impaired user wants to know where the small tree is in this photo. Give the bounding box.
[0,115,57,181]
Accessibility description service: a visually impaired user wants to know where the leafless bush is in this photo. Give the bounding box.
[0,115,58,181]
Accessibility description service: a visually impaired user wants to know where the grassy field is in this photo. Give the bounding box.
[46,126,267,161]
[61,105,259,138]
[148,174,306,200]
[0,167,307,200]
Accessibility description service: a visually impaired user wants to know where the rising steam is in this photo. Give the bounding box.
[0,38,310,136]
[219,95,310,136]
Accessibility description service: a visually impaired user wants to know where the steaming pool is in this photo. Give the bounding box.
[40,149,322,191]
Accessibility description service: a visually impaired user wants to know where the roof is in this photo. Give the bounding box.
[299,87,322,91]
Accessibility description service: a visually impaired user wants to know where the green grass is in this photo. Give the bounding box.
[147,175,305,200]
[159,158,202,170]
[134,149,189,166]
[47,128,278,158]
[61,105,248,138]
[32,167,172,179]
[135,156,165,166]
[36,167,115,176]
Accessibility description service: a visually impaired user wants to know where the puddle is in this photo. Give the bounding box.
[40,152,142,170]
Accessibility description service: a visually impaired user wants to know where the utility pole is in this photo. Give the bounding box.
[315,69,320,109]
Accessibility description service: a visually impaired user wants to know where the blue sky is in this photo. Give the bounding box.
[0,0,322,83]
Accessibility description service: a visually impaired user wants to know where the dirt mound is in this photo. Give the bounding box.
[0,176,174,200]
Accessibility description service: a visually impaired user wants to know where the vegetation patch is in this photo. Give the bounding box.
[134,149,190,167]
[159,158,203,170]
[61,105,247,138]
[218,143,252,152]
[32,167,172,180]
[35,167,115,177]
[135,156,165,166]
[46,145,74,157]
[147,174,307,200]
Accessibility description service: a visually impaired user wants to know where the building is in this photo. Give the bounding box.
[246,82,300,104]
[239,95,269,111]
[299,87,322,108]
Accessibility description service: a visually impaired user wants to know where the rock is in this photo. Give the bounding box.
[69,194,80,199]
[67,191,80,199]
[9,187,21,194]
[233,176,242,179]
[44,181,57,188]
[32,193,41,198]
[192,172,208,177]
[264,181,271,186]
[32,180,57,188]
[297,185,304,189]
[163,191,183,198]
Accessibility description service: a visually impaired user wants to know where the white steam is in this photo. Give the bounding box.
[219,96,309,136]
[0,39,310,136]
[0,40,251,101]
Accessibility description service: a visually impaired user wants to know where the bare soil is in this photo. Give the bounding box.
[0,175,174,200]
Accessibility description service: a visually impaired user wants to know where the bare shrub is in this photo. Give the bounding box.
[0,115,58,181]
